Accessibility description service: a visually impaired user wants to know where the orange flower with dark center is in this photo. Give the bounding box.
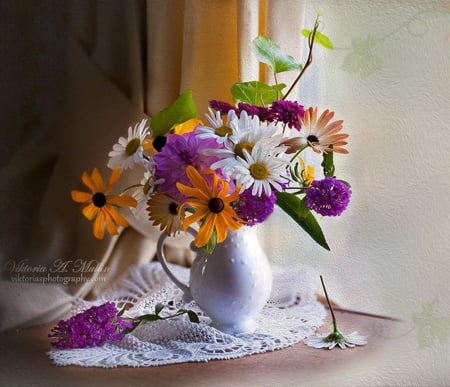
[176,166,243,248]
[71,167,137,239]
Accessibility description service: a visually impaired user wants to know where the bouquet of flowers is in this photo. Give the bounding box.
[72,15,350,253]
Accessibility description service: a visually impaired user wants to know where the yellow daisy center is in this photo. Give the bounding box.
[92,192,107,207]
[215,125,232,137]
[125,138,141,156]
[234,142,253,159]
[249,162,269,180]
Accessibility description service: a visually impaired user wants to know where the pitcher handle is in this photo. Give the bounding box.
[156,227,197,302]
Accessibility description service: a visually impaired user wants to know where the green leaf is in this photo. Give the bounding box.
[117,305,127,317]
[276,192,330,250]
[150,89,197,136]
[301,29,333,49]
[154,303,165,315]
[187,310,200,323]
[230,81,285,106]
[140,314,162,322]
[252,36,302,74]
[204,229,218,254]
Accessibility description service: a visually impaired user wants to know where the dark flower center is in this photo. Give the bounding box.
[208,198,225,213]
[307,135,319,143]
[168,202,178,215]
[92,192,107,207]
[152,136,167,152]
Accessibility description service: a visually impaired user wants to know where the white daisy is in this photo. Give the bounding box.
[305,275,368,350]
[131,164,164,215]
[196,108,237,144]
[108,118,150,170]
[208,111,287,176]
[230,110,282,146]
[305,330,368,350]
[232,141,289,196]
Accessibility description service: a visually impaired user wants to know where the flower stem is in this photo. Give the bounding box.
[119,183,143,196]
[320,275,338,332]
[289,145,309,163]
[283,14,320,100]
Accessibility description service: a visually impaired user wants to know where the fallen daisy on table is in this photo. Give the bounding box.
[304,275,368,350]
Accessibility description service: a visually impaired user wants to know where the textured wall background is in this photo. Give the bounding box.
[260,0,450,384]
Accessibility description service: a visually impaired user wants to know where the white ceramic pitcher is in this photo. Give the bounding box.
[156,226,273,335]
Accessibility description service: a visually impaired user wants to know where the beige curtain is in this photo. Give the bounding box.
[0,0,305,332]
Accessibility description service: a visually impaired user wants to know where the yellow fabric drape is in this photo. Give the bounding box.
[0,0,305,332]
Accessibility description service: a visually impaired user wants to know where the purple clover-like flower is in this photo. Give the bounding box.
[48,302,132,349]
[270,100,305,130]
[235,189,276,226]
[305,177,351,217]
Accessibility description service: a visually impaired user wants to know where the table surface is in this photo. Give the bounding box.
[0,308,403,387]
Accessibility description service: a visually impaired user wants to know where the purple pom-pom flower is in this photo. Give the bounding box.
[235,189,276,226]
[305,177,351,217]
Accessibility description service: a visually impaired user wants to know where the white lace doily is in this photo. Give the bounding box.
[47,262,326,367]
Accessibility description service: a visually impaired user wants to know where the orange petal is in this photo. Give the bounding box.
[182,208,207,230]
[214,215,228,244]
[82,204,99,221]
[195,214,215,247]
[185,166,211,195]
[108,194,137,207]
[71,190,92,203]
[81,171,98,193]
[103,208,119,235]
[93,210,106,239]
[91,168,105,192]
[105,205,129,228]
[176,183,209,201]
[105,167,121,192]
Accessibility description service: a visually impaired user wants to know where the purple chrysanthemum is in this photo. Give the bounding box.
[154,131,226,201]
[305,177,351,217]
[209,100,236,115]
[270,100,305,130]
[48,302,132,349]
[235,189,276,226]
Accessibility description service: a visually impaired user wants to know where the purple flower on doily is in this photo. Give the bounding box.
[235,188,276,226]
[48,302,132,349]
[305,177,351,217]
